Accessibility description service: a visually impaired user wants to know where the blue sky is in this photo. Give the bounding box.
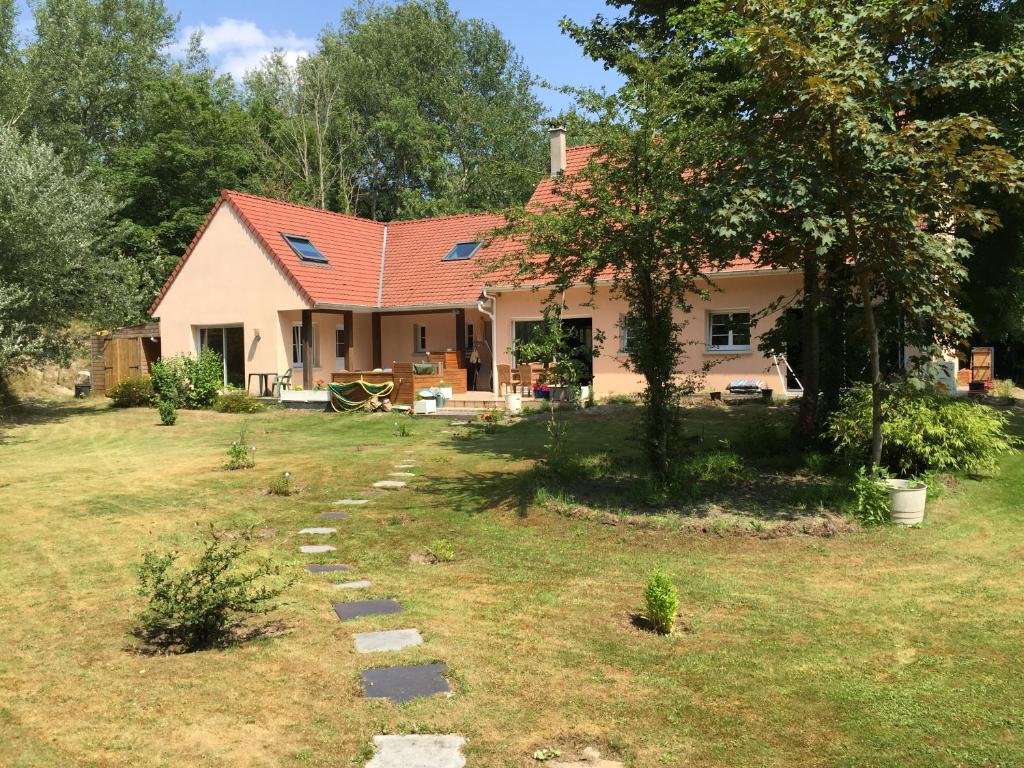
[16,1,625,114]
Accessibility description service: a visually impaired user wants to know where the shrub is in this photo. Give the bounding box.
[850,466,890,526]
[992,379,1015,399]
[827,383,1014,476]
[157,399,177,426]
[214,388,264,414]
[643,568,679,635]
[135,527,291,652]
[108,375,153,407]
[150,348,224,409]
[267,472,295,496]
[393,420,411,438]
[426,538,455,563]
[225,424,256,470]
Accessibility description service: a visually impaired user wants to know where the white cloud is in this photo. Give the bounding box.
[171,18,315,79]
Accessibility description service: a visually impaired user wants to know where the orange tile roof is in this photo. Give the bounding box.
[150,145,769,315]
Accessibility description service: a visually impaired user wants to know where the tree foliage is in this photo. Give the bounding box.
[0,125,128,378]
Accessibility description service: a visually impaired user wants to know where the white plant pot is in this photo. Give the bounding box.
[413,399,437,415]
[280,389,329,403]
[886,479,927,526]
[437,387,453,400]
[505,393,522,414]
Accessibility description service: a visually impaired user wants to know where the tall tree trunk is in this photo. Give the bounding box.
[796,250,821,445]
[857,268,884,467]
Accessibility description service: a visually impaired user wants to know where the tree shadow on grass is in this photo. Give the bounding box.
[125,619,290,656]
[433,406,850,524]
[0,398,113,443]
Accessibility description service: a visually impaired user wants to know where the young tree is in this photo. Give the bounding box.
[488,75,735,476]
[0,125,130,386]
[0,0,25,125]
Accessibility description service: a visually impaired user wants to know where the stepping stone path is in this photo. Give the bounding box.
[335,579,372,590]
[448,421,470,426]
[335,499,369,506]
[320,511,350,520]
[353,628,423,653]
[361,663,450,702]
[373,480,406,489]
[299,527,337,535]
[300,544,336,554]
[365,735,465,768]
[307,563,350,573]
[388,472,415,477]
[549,748,625,768]
[394,463,415,469]
[333,598,402,622]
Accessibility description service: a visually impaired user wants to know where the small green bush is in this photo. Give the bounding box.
[850,466,890,526]
[644,568,679,635]
[157,399,177,426]
[225,424,255,470]
[427,538,455,563]
[135,528,292,651]
[214,389,264,414]
[827,383,1014,476]
[267,472,295,496]
[108,375,154,407]
[151,348,224,409]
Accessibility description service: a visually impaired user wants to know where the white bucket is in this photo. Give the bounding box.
[505,392,522,414]
[886,479,927,526]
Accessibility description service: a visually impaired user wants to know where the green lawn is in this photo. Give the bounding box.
[0,400,1021,767]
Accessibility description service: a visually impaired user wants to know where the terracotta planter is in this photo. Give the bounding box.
[886,479,927,526]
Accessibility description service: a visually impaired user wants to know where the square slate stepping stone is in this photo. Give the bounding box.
[373,480,406,489]
[361,663,449,703]
[333,598,402,622]
[335,499,369,506]
[300,544,336,554]
[335,579,372,590]
[365,735,465,768]
[299,527,336,535]
[354,628,423,653]
[307,563,351,573]
[388,472,415,477]
[320,511,350,520]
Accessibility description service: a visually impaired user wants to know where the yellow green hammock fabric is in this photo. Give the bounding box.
[328,380,396,412]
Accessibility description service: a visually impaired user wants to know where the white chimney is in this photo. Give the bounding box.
[548,125,567,176]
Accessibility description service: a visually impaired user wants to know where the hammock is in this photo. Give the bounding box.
[328,380,395,413]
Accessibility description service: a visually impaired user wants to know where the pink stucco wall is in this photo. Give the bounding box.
[378,308,483,368]
[155,205,308,382]
[490,272,801,396]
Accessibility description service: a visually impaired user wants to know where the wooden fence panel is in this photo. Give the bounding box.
[103,338,142,391]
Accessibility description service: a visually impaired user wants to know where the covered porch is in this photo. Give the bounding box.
[279,304,494,404]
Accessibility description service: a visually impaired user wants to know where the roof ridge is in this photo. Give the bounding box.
[386,210,506,227]
[221,190,385,228]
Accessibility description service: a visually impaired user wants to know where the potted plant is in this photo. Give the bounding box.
[886,478,927,525]
[709,391,722,401]
[533,383,550,400]
[436,379,453,400]
[760,388,773,403]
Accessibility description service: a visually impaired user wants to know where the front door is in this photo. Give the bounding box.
[199,326,245,388]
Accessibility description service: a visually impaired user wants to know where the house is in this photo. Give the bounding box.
[150,129,802,401]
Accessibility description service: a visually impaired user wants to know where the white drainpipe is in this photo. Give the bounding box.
[477,288,498,396]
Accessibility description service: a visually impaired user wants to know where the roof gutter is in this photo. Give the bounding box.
[376,224,388,308]
[482,267,795,293]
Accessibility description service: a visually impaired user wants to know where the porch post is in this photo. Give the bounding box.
[371,312,382,369]
[454,308,466,360]
[343,310,353,370]
[301,309,313,389]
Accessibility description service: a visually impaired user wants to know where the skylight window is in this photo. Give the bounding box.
[442,241,482,262]
[282,233,328,264]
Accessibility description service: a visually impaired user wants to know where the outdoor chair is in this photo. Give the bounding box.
[273,368,293,397]
[515,364,534,396]
[496,364,513,396]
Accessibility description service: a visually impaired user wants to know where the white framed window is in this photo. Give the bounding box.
[414,324,427,353]
[707,311,751,351]
[292,323,320,367]
[618,314,635,353]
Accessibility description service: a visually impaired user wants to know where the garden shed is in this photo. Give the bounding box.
[89,323,161,395]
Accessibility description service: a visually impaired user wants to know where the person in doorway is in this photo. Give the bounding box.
[468,345,481,390]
